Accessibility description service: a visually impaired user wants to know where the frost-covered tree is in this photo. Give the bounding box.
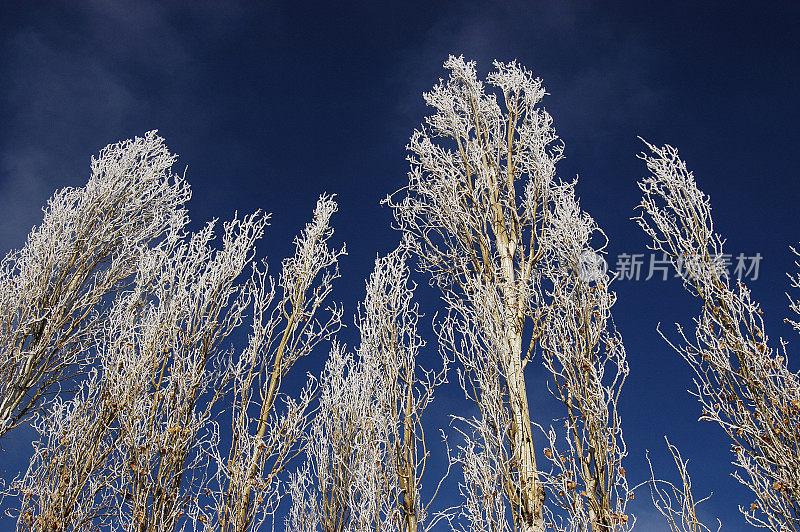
[536,186,631,531]
[289,342,382,532]
[636,141,800,530]
[386,56,631,531]
[8,202,270,531]
[0,132,190,437]
[1,134,344,532]
[286,244,448,532]
[210,194,344,532]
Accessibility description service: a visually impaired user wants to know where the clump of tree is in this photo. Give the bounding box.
[0,58,638,532]
[4,55,795,532]
[0,132,345,531]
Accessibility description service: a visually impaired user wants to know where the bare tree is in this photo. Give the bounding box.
[0,131,190,437]
[209,194,345,532]
[635,140,800,529]
[287,244,449,532]
[292,342,383,532]
[103,211,270,532]
[386,56,631,531]
[537,184,632,531]
[357,244,450,532]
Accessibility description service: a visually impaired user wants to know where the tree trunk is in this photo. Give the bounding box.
[505,332,545,532]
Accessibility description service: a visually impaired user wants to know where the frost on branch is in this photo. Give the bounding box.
[287,244,448,532]
[386,56,631,531]
[0,131,190,437]
[636,141,800,529]
[643,438,720,532]
[0,135,345,532]
[208,194,345,532]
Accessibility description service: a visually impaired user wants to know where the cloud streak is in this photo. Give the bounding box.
[0,0,243,252]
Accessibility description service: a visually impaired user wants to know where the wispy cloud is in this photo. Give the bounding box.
[1,30,141,250]
[0,0,243,252]
[390,2,664,146]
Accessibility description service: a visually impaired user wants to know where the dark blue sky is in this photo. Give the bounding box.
[1,1,799,529]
